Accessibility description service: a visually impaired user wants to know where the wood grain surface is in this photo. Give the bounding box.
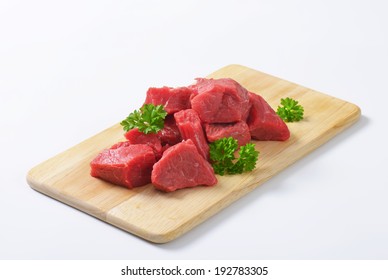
[27,64,361,243]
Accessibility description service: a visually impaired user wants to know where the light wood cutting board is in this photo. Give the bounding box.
[27,64,361,243]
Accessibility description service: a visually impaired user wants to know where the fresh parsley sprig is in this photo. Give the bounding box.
[276,97,304,122]
[209,137,259,175]
[120,104,167,134]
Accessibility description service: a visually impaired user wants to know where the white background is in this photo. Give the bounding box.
[1,0,387,260]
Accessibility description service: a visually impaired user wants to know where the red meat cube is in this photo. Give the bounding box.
[110,141,131,149]
[204,121,251,147]
[190,78,250,123]
[247,93,290,141]
[90,144,156,188]
[144,86,192,114]
[174,109,209,160]
[124,128,163,158]
[156,115,182,146]
[151,140,217,192]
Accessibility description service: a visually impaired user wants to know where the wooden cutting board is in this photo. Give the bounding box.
[27,64,361,243]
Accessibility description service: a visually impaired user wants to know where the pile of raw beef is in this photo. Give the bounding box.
[90,78,290,192]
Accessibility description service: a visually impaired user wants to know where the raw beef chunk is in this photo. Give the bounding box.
[156,115,182,146]
[110,141,131,149]
[247,93,290,141]
[205,121,251,147]
[144,86,192,114]
[151,140,217,192]
[90,144,156,188]
[174,109,209,160]
[190,78,250,123]
[124,128,163,158]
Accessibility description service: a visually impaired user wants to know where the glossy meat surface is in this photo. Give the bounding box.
[151,140,217,192]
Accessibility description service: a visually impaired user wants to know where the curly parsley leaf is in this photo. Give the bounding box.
[209,137,259,175]
[228,143,259,174]
[276,97,304,122]
[120,104,167,134]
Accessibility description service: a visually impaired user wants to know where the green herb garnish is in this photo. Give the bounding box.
[120,104,167,134]
[276,97,304,122]
[209,137,259,175]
